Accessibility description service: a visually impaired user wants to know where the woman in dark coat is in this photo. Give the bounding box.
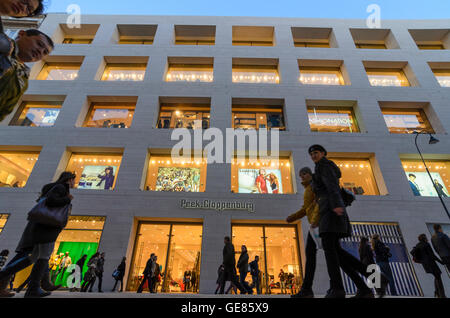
[415,234,446,298]
[0,172,75,298]
[112,257,126,292]
[359,237,375,267]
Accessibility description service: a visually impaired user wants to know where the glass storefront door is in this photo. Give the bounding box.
[128,222,203,293]
[232,225,302,295]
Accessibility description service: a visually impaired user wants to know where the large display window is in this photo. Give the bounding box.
[0,214,9,234]
[231,158,293,194]
[431,69,450,87]
[145,156,207,192]
[330,158,380,195]
[0,151,40,188]
[65,153,123,191]
[366,69,410,87]
[83,103,135,129]
[10,102,61,127]
[232,66,279,84]
[232,106,285,131]
[128,222,203,293]
[157,105,210,129]
[37,63,80,80]
[401,160,450,197]
[307,107,359,133]
[232,225,302,295]
[101,64,146,81]
[299,67,344,85]
[166,65,213,82]
[382,109,434,134]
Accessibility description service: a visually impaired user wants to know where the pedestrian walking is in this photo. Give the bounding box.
[249,256,261,294]
[95,252,105,292]
[359,237,375,267]
[137,253,154,293]
[69,254,87,292]
[0,250,8,270]
[214,264,225,294]
[287,167,320,298]
[0,172,75,298]
[236,245,253,294]
[372,234,397,296]
[412,234,446,298]
[150,255,161,293]
[431,224,450,272]
[308,145,388,298]
[81,253,99,292]
[219,237,246,294]
[111,257,126,292]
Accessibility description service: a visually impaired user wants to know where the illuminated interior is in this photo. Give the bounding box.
[431,69,450,87]
[101,64,146,81]
[401,160,450,197]
[83,103,135,128]
[62,38,93,44]
[232,66,280,84]
[231,157,293,194]
[232,225,302,295]
[37,63,80,80]
[382,108,434,134]
[308,107,359,133]
[13,216,105,288]
[145,155,207,192]
[65,153,123,191]
[166,65,213,82]
[11,102,61,127]
[0,214,9,234]
[299,67,344,85]
[0,151,40,188]
[232,106,285,130]
[157,105,210,129]
[128,222,203,293]
[366,68,410,87]
[330,158,380,195]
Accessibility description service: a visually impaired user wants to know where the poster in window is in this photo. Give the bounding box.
[78,165,117,190]
[155,167,201,192]
[238,169,283,194]
[405,171,449,197]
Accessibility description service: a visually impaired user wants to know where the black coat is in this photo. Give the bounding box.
[416,241,442,275]
[312,157,351,238]
[237,251,249,274]
[116,261,126,280]
[223,242,236,271]
[374,240,391,263]
[16,182,71,253]
[359,244,375,266]
[142,258,153,276]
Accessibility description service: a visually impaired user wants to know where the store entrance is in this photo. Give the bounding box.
[127,222,203,293]
[232,225,302,295]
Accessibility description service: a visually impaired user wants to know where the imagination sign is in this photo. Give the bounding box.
[180,199,255,213]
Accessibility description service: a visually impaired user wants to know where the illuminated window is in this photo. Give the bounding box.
[409,29,449,50]
[232,105,285,131]
[308,107,359,133]
[299,67,344,85]
[231,157,293,194]
[128,222,203,293]
[166,65,213,83]
[431,69,450,87]
[117,24,157,45]
[382,108,434,134]
[330,158,380,195]
[0,151,40,188]
[232,26,274,46]
[101,64,146,81]
[350,29,399,49]
[11,102,61,127]
[174,25,215,45]
[59,24,99,45]
[366,69,410,87]
[401,160,450,197]
[37,63,80,80]
[157,105,210,129]
[0,214,9,234]
[356,43,387,49]
[66,153,123,190]
[291,27,334,48]
[83,103,135,128]
[145,155,207,192]
[62,38,93,44]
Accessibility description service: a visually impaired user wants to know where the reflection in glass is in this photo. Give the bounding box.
[232,108,285,131]
[157,106,210,129]
[232,68,279,84]
[13,104,61,127]
[330,158,380,195]
[308,107,359,133]
[0,152,40,188]
[84,105,135,128]
[366,69,409,87]
[299,69,344,85]
[432,70,450,87]
[382,109,434,134]
[166,66,213,82]
[101,64,146,81]
[37,64,80,80]
[402,160,450,197]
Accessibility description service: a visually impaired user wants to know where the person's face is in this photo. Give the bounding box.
[68,178,75,188]
[310,150,325,163]
[241,246,245,252]
[16,31,52,63]
[299,171,312,183]
[0,0,39,17]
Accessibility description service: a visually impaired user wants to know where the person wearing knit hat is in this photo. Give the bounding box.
[308,145,327,156]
